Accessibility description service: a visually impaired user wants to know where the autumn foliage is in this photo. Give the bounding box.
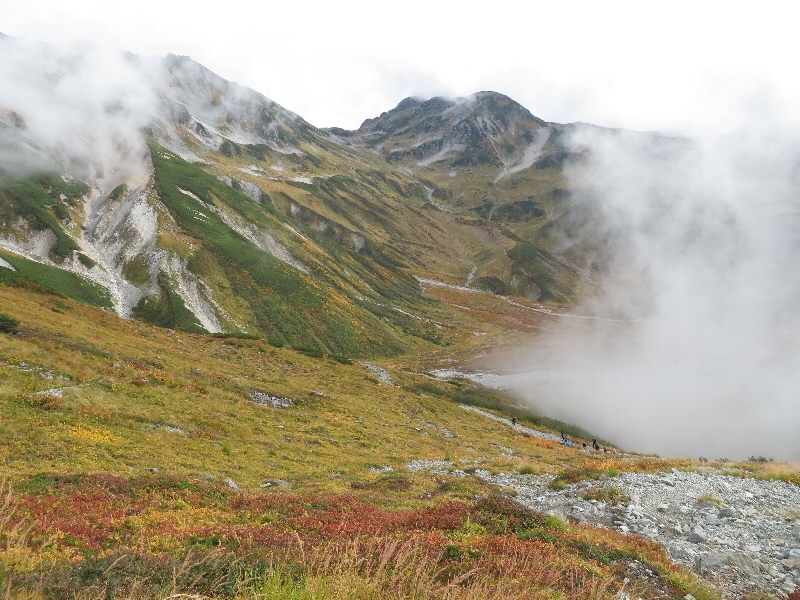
[0,474,719,600]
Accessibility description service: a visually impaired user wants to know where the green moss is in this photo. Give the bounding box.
[132,272,206,333]
[0,175,88,261]
[110,184,127,202]
[0,250,112,308]
[122,256,151,287]
[77,253,96,269]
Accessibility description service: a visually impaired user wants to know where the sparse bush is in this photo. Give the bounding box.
[748,456,773,463]
[582,486,628,506]
[20,392,63,411]
[77,253,96,268]
[293,345,323,358]
[213,332,260,340]
[0,313,19,333]
[549,466,621,490]
[110,183,126,201]
[696,494,724,507]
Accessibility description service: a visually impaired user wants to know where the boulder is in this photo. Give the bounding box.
[729,553,760,579]
[223,477,240,491]
[781,558,799,570]
[699,551,731,573]
[688,526,708,544]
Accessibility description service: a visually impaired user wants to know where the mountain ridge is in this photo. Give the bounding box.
[0,44,592,357]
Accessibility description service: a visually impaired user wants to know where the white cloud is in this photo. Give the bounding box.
[506,123,800,460]
[3,1,800,132]
[0,36,158,177]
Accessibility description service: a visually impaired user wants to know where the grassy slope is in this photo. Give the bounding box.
[0,284,585,491]
[0,174,89,262]
[148,142,444,355]
[0,249,111,308]
[5,283,797,599]
[0,129,588,356]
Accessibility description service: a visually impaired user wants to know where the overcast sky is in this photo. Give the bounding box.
[3,1,799,134]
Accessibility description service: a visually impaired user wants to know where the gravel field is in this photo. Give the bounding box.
[408,408,800,599]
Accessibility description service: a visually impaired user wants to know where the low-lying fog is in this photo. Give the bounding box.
[503,124,800,461]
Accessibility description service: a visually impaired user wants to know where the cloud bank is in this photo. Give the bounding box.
[507,124,800,461]
[0,36,158,180]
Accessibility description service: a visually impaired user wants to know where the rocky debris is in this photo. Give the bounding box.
[367,465,394,474]
[160,424,188,434]
[359,362,394,385]
[248,389,294,408]
[472,469,800,599]
[259,479,290,489]
[34,387,67,397]
[223,477,240,491]
[237,180,262,201]
[405,459,454,473]
[3,360,71,381]
[144,467,159,473]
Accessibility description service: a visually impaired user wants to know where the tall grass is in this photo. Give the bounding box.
[0,480,35,600]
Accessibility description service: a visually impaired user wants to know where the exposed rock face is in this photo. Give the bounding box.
[153,54,315,161]
[349,91,564,177]
[0,53,323,334]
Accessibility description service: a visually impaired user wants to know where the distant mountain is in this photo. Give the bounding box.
[0,43,592,356]
[346,92,570,176]
[338,92,588,302]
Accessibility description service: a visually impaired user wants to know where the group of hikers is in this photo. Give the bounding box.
[560,430,608,453]
[508,417,608,453]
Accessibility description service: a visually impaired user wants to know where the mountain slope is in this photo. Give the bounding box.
[0,43,592,356]
[341,92,589,302]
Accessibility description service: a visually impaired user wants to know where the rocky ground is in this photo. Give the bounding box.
[483,469,800,599]
[408,409,800,599]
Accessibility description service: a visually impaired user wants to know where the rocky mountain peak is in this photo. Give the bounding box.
[350,90,559,173]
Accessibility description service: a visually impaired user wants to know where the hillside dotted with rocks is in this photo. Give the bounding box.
[408,412,800,599]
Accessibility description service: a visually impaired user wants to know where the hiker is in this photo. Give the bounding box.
[511,417,516,426]
[582,442,587,450]
[593,438,600,451]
